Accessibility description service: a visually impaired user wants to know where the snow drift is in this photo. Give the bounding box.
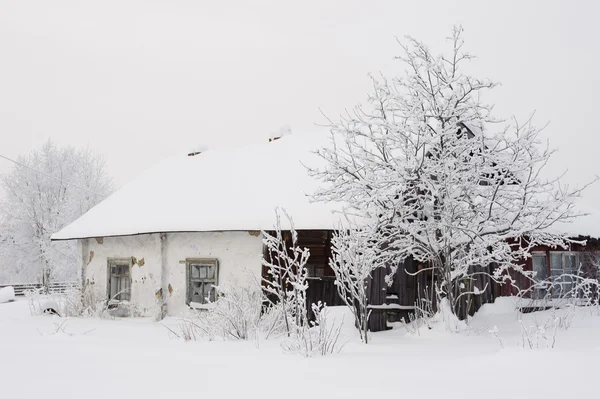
[0,286,15,303]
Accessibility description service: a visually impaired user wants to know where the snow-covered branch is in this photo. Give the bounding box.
[310,26,596,316]
[329,225,384,343]
[0,140,113,284]
[261,208,310,336]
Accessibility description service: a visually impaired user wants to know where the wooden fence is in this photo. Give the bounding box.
[0,282,79,296]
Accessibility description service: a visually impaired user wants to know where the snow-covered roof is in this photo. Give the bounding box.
[548,202,600,239]
[52,133,345,240]
[52,131,600,241]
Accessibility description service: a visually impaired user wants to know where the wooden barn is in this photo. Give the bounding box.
[369,236,600,332]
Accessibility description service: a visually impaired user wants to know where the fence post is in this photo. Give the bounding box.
[42,269,50,294]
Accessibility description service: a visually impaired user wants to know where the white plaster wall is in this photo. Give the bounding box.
[164,231,264,315]
[79,231,264,317]
[82,234,162,316]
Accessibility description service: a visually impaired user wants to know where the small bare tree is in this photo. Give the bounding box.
[262,209,345,356]
[261,209,310,336]
[330,225,383,343]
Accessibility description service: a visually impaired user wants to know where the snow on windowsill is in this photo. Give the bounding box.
[189,302,215,310]
[108,299,130,306]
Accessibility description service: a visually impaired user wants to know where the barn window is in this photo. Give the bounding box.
[186,258,219,305]
[531,252,548,299]
[532,252,580,299]
[306,263,326,278]
[549,252,579,298]
[297,231,333,279]
[107,258,132,302]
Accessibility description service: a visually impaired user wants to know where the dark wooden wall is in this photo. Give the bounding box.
[500,237,600,298]
[453,263,501,320]
[306,277,344,317]
[262,229,343,320]
[264,230,600,332]
[367,257,419,332]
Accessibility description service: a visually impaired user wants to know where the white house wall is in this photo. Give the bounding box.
[164,231,263,315]
[82,234,162,316]
[81,231,264,317]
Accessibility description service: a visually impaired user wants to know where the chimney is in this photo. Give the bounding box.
[188,145,209,157]
[268,124,292,142]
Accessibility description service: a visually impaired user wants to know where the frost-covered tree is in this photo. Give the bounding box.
[261,209,310,336]
[0,140,113,284]
[311,27,594,315]
[262,210,345,355]
[330,225,383,343]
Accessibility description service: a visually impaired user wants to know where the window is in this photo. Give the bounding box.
[298,230,332,279]
[306,263,326,278]
[531,252,548,299]
[549,252,579,298]
[531,252,580,299]
[186,258,218,305]
[107,258,132,302]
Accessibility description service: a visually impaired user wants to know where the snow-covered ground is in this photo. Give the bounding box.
[1,298,598,398]
[0,286,15,303]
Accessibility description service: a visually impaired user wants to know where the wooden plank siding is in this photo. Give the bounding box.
[501,237,600,299]
[367,257,419,332]
[305,277,344,309]
[262,229,600,331]
[261,230,343,320]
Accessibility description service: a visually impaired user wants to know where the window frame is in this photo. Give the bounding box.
[530,251,581,299]
[106,257,133,303]
[306,263,327,278]
[531,251,549,299]
[185,258,219,306]
[549,251,580,298]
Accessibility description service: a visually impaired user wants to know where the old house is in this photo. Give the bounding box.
[51,133,345,316]
[52,131,600,329]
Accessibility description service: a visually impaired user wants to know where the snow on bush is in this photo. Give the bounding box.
[209,283,264,340]
[171,210,346,357]
[261,209,345,356]
[170,282,281,342]
[280,302,345,357]
[24,288,63,317]
[25,286,83,317]
[24,284,136,318]
[0,286,15,303]
[403,294,435,336]
[80,286,115,318]
[518,318,560,349]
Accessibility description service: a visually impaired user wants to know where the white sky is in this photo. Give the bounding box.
[0,0,598,206]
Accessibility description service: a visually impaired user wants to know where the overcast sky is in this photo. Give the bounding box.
[1,0,598,206]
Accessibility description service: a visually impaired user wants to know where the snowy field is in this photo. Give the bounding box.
[1,299,598,399]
